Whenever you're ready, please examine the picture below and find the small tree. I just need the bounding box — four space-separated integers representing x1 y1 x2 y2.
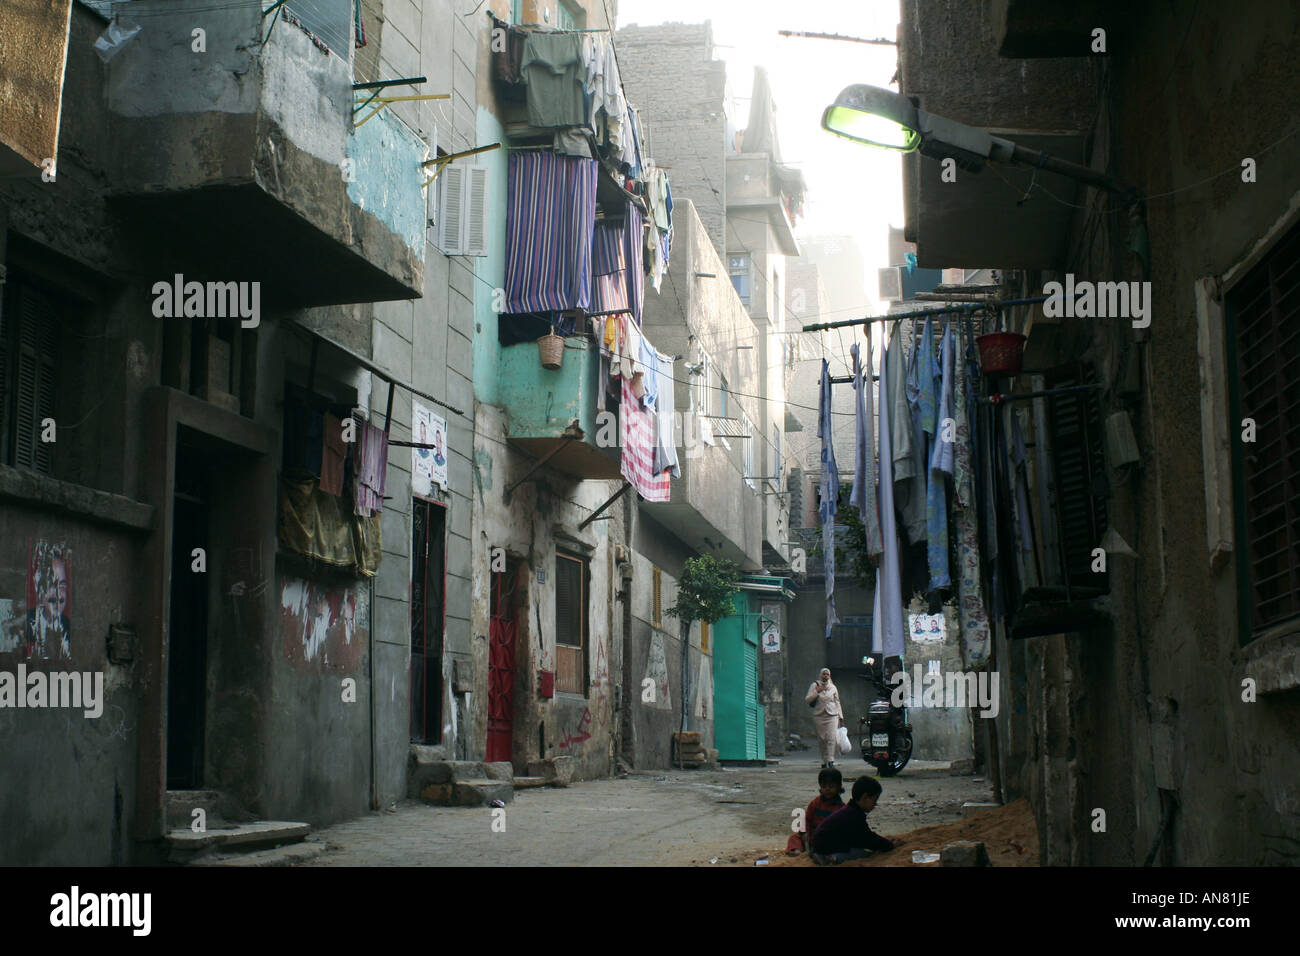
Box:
666 554 741 740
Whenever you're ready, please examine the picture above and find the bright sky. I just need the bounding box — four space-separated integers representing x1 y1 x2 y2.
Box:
617 0 904 313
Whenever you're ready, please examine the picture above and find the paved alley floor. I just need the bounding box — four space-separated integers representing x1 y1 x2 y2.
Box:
304 749 995 866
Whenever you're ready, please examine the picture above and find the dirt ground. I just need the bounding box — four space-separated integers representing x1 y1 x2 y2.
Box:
713 797 1040 867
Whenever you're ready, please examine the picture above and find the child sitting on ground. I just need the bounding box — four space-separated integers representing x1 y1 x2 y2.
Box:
787 766 845 854
809 775 904 865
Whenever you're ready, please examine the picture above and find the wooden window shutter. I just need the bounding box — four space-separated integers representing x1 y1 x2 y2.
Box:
463 165 489 257
436 164 465 256
11 283 57 474
555 552 586 695
1044 362 1108 592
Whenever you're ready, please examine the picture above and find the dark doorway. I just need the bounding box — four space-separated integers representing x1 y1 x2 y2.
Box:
486 559 520 763
167 438 210 789
410 498 446 744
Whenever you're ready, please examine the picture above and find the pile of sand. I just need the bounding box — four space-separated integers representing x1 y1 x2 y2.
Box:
724 798 1040 867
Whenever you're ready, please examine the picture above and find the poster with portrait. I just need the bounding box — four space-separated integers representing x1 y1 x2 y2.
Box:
25 539 71 661
760 603 781 653
412 401 448 496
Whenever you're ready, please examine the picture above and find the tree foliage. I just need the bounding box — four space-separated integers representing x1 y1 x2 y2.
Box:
666 553 740 625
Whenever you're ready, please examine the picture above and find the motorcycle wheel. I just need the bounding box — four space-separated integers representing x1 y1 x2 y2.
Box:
877 729 913 776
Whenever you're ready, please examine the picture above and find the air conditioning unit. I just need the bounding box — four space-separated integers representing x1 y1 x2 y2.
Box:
878 266 903 302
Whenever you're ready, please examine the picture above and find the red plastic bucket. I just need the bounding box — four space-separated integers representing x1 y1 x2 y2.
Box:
976 332 1027 375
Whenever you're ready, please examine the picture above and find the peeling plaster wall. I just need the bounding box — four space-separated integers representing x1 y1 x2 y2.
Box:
470 405 617 780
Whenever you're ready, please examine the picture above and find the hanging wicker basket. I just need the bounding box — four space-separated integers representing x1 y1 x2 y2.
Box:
976 332 1027 375
538 332 564 370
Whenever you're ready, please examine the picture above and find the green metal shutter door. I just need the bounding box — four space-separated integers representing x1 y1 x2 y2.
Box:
744 640 758 758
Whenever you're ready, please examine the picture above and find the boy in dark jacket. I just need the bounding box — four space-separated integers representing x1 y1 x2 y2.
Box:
788 766 845 854
809 776 903 865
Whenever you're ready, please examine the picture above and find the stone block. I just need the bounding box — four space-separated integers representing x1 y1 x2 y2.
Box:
484 761 514 781
419 783 454 805
940 840 991 867
961 801 1001 817
453 780 513 806
526 755 574 787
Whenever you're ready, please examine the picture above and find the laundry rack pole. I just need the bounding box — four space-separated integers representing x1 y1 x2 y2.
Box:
800 296 1049 333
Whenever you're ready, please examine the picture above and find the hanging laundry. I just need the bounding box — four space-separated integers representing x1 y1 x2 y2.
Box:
503 151 598 316
623 201 645 325
873 337 906 659
926 324 953 592
652 349 680 479
520 31 586 128
848 341 883 560
320 412 347 497
354 421 388 517
553 127 593 157
889 326 925 544
639 334 659 409
490 15 528 100
620 375 670 502
818 361 840 639
952 327 991 665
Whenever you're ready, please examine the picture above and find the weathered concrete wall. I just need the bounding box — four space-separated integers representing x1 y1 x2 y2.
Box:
616 22 729 256
911 0 1300 865
640 200 764 568
901 600 975 763
470 405 618 781
0 503 147 865
0 0 72 174
625 509 715 768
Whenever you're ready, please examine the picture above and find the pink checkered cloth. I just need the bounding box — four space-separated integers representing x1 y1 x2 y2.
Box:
620 375 670 502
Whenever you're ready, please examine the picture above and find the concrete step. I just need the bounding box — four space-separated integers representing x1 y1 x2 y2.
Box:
164 790 223 830
188 837 328 867
512 776 549 789
165 821 310 864
408 756 518 798
417 778 514 807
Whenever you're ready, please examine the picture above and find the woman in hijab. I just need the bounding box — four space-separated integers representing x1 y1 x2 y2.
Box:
806 667 844 768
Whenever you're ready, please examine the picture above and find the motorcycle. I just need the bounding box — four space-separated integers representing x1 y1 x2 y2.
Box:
857 655 913 776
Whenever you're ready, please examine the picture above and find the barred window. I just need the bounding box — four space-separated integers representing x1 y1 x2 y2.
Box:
1226 220 1300 643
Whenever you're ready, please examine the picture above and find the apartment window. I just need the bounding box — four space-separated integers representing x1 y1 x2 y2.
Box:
555 551 588 694
717 374 728 418
729 255 751 306
1226 219 1300 644
557 0 584 30
652 567 662 627
0 277 58 474
692 352 709 414
1043 363 1109 595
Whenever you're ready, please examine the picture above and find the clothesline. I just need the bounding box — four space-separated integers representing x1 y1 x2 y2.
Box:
801 296 1050 333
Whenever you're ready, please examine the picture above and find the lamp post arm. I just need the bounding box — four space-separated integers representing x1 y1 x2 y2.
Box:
1007 141 1131 198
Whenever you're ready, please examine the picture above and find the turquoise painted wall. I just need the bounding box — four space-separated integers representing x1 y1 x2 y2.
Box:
473 107 510 405
345 107 427 258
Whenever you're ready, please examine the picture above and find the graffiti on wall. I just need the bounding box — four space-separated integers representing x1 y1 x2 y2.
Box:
1 540 72 661
558 707 593 751
644 629 672 711
591 638 610 728
280 576 368 673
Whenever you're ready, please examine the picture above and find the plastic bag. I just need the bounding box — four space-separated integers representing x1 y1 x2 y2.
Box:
93 21 142 64
836 725 851 754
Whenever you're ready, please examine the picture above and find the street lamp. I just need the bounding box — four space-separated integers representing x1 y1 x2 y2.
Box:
822 83 1131 197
